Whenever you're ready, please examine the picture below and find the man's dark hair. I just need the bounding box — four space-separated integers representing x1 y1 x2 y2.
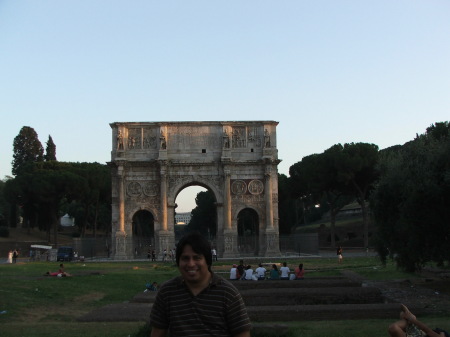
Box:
176 232 212 270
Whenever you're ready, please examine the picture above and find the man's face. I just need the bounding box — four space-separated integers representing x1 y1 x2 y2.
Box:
178 244 210 284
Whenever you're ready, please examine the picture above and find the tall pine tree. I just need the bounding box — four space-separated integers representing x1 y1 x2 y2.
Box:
12 126 44 176
44 135 57 161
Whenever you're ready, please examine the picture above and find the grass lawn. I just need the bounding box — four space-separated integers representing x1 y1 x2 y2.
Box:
0 257 448 337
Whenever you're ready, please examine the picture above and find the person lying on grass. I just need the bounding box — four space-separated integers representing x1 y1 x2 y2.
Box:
44 263 72 277
388 304 449 337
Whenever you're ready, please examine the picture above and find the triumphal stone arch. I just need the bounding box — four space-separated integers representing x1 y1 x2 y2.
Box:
109 121 281 259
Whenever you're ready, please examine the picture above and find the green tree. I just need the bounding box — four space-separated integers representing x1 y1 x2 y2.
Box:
186 190 217 238
290 148 352 247
337 142 379 248
44 135 57 161
4 161 111 241
0 178 13 227
372 122 450 271
4 170 39 230
64 162 111 237
5 161 81 242
425 121 449 141
277 173 299 234
12 126 44 176
32 162 80 243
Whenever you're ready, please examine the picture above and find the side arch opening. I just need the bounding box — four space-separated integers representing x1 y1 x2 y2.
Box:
237 208 259 256
132 210 155 259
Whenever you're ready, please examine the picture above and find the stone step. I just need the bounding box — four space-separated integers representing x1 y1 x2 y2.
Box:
77 302 151 322
231 278 362 290
132 284 375 305
77 302 426 323
133 291 157 303
241 287 384 306
246 303 426 321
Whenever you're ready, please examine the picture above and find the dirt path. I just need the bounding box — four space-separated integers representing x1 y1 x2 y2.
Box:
342 269 450 316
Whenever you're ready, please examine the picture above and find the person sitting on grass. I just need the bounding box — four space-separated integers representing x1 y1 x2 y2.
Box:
255 263 267 280
279 262 290 280
269 264 280 280
388 304 449 337
229 264 238 280
243 265 254 280
294 263 305 280
145 281 158 292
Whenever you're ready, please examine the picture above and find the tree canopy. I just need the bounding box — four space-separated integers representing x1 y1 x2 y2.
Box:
289 142 378 247
44 135 57 161
185 190 217 238
371 122 450 271
4 161 111 240
12 126 44 176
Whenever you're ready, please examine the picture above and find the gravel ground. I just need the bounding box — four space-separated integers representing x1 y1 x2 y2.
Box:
342 268 450 316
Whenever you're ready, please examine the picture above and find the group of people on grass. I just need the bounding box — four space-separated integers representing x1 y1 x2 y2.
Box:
229 260 305 281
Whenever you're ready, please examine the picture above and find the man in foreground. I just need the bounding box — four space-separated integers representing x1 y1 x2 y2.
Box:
150 232 252 337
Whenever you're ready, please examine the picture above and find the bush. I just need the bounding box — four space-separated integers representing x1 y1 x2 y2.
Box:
0 226 9 238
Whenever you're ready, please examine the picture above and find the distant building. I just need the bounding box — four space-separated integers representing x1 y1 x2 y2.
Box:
338 201 366 217
60 214 75 227
175 212 191 225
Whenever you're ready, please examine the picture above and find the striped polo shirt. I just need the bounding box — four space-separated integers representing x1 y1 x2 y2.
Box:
150 273 252 336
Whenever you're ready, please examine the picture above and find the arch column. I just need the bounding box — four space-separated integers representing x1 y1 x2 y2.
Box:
224 169 232 230
222 168 238 258
160 166 168 231
114 165 128 260
262 164 281 257
156 161 174 260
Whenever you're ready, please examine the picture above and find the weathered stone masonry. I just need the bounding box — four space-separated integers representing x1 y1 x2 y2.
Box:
109 121 281 259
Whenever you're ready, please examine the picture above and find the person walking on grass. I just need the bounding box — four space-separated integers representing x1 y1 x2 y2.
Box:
337 246 343 263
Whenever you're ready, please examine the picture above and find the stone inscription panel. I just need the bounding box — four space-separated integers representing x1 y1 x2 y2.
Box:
168 131 222 149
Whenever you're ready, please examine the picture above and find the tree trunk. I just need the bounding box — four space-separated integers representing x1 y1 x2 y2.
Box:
330 209 337 248
47 227 51 243
93 197 99 239
52 211 58 247
351 179 370 248
360 199 369 248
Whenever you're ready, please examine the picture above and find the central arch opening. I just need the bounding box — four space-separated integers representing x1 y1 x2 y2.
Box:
237 208 259 256
132 210 154 259
175 185 217 244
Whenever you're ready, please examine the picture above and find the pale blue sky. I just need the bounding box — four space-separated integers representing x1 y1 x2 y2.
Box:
1 1 449 211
